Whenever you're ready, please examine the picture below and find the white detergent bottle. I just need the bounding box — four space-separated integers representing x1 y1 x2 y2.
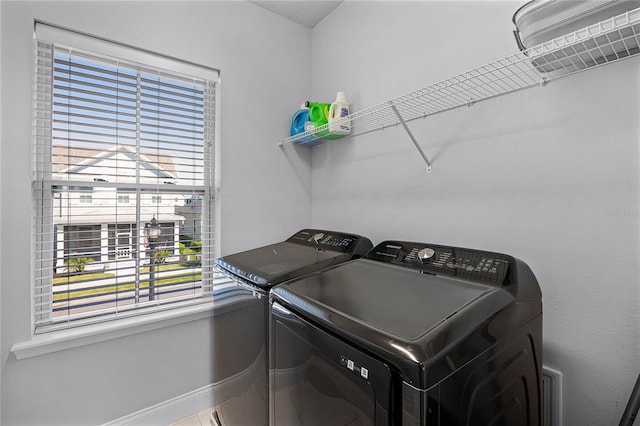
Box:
328 91 351 136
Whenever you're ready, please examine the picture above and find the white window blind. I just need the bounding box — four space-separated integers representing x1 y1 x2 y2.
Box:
33 24 221 332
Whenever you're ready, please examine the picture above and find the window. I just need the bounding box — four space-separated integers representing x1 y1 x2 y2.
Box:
63 225 101 262
33 23 222 333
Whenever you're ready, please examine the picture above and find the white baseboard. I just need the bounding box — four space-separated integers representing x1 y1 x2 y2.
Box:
102 383 214 426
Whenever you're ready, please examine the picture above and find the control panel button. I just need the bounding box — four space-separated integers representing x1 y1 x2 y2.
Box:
312 233 325 243
417 248 436 263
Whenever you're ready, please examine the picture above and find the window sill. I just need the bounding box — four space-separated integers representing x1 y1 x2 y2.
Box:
11 301 215 360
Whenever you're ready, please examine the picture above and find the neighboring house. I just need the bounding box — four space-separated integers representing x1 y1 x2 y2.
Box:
175 195 203 241
51 145 187 275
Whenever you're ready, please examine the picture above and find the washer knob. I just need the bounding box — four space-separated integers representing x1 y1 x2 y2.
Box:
312 233 325 243
417 248 436 263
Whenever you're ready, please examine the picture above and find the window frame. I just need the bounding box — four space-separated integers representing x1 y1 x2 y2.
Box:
32 22 223 334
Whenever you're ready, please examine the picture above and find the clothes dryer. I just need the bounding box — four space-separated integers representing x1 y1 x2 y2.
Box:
270 240 542 425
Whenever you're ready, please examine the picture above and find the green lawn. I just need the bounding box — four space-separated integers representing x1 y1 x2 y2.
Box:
53 272 114 285
52 268 202 302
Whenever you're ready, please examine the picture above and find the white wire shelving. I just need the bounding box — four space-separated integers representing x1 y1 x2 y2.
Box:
277 7 640 172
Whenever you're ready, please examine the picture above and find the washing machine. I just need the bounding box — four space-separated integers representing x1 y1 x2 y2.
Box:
212 229 373 426
270 240 542 425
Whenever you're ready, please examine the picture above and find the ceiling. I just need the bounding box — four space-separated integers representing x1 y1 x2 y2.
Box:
249 1 344 28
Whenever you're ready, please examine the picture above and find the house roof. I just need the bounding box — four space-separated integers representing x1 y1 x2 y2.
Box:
52 145 177 179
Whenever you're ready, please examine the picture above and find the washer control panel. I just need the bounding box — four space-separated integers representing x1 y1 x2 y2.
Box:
366 240 512 285
287 229 362 252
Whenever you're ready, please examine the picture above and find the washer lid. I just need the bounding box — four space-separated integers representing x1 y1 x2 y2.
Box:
215 229 372 289
273 259 495 341
216 241 346 288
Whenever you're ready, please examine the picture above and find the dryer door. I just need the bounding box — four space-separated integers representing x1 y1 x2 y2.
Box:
270 302 394 426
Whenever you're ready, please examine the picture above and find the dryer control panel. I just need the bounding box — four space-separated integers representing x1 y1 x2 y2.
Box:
366 241 512 285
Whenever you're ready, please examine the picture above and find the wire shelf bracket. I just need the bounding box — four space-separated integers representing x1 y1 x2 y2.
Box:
277 7 640 172
390 103 432 173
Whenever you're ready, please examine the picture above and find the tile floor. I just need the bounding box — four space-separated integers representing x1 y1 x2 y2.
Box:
170 407 213 426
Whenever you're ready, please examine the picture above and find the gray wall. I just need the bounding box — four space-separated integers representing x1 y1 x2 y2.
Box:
0 1 311 425
310 2 640 425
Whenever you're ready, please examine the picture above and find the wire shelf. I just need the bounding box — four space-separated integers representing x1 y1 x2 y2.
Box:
277 7 640 148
